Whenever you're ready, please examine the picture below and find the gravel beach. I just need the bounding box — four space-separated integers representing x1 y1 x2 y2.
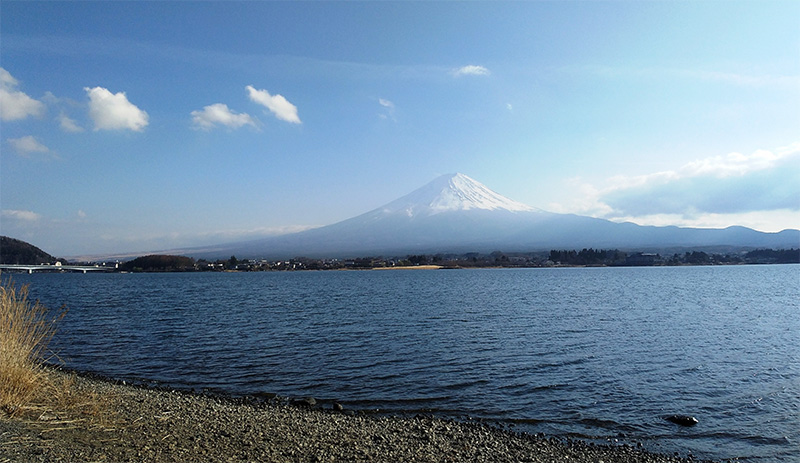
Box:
1 369 719 463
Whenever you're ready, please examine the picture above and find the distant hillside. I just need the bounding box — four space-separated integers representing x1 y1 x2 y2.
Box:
0 236 58 264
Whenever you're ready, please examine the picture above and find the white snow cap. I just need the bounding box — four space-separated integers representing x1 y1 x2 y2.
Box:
383 173 536 217
431 173 534 213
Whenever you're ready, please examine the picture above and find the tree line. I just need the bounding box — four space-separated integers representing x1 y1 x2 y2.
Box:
114 248 799 272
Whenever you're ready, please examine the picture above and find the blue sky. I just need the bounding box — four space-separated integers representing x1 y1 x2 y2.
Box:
1 1 798 257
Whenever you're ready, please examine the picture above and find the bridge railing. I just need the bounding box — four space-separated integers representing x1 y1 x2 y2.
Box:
0 264 116 274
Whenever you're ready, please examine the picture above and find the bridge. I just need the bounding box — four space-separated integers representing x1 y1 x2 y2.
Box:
0 264 117 274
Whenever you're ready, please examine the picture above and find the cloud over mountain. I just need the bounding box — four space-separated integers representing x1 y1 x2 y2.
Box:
598 144 800 217
84 86 149 131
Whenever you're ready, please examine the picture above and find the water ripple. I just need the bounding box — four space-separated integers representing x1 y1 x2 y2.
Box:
8 264 799 463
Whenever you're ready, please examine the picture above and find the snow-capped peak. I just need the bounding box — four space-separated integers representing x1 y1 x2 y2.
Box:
380 173 537 217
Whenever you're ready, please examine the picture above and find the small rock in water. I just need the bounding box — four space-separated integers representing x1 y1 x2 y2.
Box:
253 391 277 402
665 415 698 426
290 397 317 408
333 402 344 411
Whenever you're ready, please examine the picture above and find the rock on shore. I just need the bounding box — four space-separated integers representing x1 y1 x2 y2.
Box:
1 370 718 462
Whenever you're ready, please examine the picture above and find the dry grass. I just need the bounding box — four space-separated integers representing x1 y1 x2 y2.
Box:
0 280 64 416
0 279 115 425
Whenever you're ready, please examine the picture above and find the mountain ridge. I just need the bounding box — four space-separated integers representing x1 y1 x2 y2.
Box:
185 173 798 259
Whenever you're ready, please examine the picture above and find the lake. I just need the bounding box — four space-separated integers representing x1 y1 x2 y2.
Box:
7 265 799 461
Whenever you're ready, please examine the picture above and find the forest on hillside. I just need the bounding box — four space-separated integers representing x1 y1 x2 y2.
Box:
0 236 59 265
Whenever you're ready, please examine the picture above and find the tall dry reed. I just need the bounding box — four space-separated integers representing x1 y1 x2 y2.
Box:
0 279 65 416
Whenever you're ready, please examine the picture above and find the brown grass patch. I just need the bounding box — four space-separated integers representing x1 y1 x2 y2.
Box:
0 279 115 426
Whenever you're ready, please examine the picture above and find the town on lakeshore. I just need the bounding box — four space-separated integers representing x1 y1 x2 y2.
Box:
1 235 797 273
114 248 799 272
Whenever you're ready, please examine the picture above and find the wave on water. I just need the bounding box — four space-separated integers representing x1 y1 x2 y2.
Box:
10 265 800 462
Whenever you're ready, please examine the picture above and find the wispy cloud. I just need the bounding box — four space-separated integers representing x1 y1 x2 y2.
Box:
191 103 256 131
0 67 46 121
568 64 800 89
85 224 320 257
193 224 317 240
3 34 453 83
246 85 301 124
85 86 149 131
7 135 54 158
40 92 86 132
1 209 42 222
676 69 800 88
378 98 396 121
58 111 84 132
452 65 491 77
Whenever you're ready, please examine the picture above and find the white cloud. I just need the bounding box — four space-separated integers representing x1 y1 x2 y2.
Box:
0 68 17 87
58 112 84 132
77 210 88 219
676 145 797 178
453 65 491 77
1 209 42 222
0 67 46 121
246 85 301 124
378 98 396 121
7 135 51 157
191 103 256 131
563 144 800 230
84 86 149 131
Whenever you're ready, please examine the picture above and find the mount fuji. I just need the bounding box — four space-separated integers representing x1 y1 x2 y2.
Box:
193 173 799 259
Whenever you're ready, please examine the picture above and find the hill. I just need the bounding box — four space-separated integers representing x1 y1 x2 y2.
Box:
120 255 196 272
0 236 59 265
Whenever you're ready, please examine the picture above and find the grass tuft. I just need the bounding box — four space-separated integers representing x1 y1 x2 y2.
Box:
0 280 66 416
1 279 116 426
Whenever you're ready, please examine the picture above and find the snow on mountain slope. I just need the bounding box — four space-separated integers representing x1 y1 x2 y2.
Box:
377 173 537 217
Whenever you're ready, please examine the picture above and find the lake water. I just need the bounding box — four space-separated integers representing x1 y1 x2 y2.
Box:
7 265 799 461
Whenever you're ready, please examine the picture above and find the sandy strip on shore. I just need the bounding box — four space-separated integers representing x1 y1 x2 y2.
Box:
371 265 444 270
0 369 719 463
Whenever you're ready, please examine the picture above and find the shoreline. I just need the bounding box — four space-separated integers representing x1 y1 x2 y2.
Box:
1 368 722 462
371 264 444 270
